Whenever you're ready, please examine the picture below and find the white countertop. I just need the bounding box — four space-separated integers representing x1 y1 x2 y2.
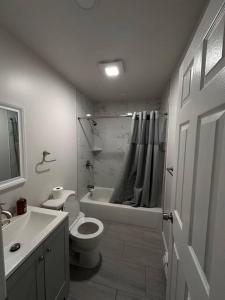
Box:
2 206 68 279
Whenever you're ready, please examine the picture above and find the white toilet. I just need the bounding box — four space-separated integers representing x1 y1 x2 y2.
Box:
42 190 104 269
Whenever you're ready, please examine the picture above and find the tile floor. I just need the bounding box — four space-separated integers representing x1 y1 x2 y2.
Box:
68 220 166 300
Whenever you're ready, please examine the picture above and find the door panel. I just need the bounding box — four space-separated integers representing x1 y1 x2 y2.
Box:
205 14 225 75
181 61 194 105
167 1 225 299
189 111 224 273
175 123 189 223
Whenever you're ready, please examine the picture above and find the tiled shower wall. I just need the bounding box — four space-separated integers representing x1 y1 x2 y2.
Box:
92 100 161 188
77 99 161 198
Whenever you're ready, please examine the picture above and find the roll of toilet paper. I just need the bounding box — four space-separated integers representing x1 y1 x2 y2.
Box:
52 186 64 199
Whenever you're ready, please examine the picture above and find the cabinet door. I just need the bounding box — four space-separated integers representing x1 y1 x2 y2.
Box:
7 246 45 300
44 220 69 300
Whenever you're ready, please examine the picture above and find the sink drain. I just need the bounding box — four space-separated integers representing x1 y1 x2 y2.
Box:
10 243 21 252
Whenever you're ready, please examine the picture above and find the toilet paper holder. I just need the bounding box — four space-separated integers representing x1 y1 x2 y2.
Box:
35 151 56 174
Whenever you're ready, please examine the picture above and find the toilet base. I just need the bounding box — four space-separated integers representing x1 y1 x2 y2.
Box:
70 248 101 269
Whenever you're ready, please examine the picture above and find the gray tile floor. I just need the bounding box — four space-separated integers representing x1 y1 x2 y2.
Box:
68 220 166 300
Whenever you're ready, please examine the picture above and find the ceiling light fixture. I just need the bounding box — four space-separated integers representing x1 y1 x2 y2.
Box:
99 60 125 79
105 65 119 77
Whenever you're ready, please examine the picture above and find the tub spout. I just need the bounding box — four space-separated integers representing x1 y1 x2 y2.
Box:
87 185 94 196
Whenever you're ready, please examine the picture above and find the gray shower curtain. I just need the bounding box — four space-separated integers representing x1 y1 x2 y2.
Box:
110 111 166 208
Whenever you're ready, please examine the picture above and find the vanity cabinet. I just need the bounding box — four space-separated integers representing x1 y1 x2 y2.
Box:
6 218 69 300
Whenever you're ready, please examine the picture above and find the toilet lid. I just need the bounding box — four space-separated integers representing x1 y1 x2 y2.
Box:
70 217 104 239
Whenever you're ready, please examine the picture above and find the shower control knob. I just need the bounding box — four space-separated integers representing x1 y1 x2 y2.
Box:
163 212 173 223
39 255 44 262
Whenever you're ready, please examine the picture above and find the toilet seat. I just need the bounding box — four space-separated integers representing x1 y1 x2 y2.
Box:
70 217 104 240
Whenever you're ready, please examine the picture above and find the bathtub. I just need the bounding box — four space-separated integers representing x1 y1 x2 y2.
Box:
80 187 162 231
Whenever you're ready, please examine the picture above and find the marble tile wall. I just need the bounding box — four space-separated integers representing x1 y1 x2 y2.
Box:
92 101 161 188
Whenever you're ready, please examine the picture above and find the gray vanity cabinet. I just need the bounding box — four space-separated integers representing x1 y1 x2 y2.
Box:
6 218 69 300
6 245 45 300
44 220 69 300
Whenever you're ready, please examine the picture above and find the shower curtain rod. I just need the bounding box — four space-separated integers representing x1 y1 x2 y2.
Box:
78 112 168 120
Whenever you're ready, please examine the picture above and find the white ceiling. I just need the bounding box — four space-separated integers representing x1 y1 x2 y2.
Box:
0 0 208 102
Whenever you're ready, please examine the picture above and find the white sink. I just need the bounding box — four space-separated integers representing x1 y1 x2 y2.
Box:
2 206 68 278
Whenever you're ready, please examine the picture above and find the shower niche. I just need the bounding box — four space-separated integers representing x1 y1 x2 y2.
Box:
0 104 26 191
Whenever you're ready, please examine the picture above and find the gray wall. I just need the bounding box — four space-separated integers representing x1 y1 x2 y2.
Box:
92 100 160 188
0 27 80 209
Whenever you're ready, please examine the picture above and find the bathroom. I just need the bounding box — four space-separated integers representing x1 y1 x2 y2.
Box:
1 0 225 300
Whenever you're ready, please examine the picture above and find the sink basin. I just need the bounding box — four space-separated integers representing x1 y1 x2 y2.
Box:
3 211 56 252
2 206 68 278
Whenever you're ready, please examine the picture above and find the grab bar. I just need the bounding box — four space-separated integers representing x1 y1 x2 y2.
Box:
166 167 174 176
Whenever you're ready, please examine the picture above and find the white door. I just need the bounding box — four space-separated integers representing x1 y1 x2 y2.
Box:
166 0 225 299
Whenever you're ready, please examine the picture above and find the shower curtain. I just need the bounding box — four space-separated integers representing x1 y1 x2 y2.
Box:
110 111 166 208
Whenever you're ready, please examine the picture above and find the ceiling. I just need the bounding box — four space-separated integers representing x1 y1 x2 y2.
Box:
0 0 208 102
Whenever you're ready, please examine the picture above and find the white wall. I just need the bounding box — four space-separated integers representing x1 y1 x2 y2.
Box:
0 27 79 210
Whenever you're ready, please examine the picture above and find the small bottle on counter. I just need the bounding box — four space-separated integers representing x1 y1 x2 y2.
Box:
16 198 27 215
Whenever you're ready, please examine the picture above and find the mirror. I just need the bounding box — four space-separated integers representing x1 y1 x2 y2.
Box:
0 105 26 191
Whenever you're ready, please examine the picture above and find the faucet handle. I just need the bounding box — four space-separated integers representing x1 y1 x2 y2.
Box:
0 203 5 207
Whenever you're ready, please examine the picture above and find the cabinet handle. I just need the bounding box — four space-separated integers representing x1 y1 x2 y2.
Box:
46 247 51 253
39 255 44 262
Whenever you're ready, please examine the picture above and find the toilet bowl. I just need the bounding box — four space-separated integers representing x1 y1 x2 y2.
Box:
69 212 104 268
42 190 104 269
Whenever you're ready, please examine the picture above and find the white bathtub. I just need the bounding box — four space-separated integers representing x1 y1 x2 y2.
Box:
80 187 162 231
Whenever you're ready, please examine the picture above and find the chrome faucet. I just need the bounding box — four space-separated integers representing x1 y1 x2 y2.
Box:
0 203 12 227
1 210 13 219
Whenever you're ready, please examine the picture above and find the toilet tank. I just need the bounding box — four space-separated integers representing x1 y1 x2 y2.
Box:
63 195 80 226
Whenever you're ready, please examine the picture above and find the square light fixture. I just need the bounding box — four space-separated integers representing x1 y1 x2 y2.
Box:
99 60 124 78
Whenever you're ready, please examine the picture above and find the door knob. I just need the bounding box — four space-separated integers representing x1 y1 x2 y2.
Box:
163 212 173 223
